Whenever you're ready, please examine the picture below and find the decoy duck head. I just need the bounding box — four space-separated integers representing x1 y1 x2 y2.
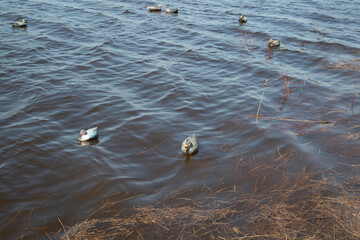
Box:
80 129 87 135
22 18 27 23
184 139 193 153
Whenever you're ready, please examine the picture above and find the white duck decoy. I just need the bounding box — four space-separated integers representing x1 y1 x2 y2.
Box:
165 8 179 14
268 38 281 47
239 15 247 23
12 18 27 27
147 4 162 12
181 134 199 155
79 127 99 141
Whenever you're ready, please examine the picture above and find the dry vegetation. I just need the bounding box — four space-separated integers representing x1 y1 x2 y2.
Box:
324 58 360 71
54 159 360 239
236 29 256 53
323 49 360 70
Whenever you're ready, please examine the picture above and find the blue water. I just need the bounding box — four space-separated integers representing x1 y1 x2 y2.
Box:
0 0 359 238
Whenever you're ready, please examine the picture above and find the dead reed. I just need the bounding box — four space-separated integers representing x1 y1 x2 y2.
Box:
351 84 356 112
323 58 360 71
314 23 324 36
236 30 256 53
269 73 303 100
55 175 360 239
256 80 268 123
54 151 360 240
255 70 303 116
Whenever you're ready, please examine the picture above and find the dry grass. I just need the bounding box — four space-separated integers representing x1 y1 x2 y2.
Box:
324 59 360 70
243 176 360 239
54 167 360 239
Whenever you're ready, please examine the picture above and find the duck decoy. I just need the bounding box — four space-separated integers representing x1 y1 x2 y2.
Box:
239 15 247 23
181 134 199 155
79 127 99 141
268 38 281 47
147 4 162 12
165 8 179 14
12 18 27 27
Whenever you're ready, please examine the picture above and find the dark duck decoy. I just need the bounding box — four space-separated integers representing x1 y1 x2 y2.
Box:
268 38 281 47
239 15 247 23
165 8 179 14
181 134 199 155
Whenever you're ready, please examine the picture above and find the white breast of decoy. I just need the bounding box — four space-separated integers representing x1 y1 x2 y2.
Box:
79 127 99 141
147 4 162 11
13 18 27 27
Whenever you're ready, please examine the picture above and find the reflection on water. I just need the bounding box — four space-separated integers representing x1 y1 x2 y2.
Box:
78 138 100 147
0 0 359 239
11 26 27 32
184 154 196 164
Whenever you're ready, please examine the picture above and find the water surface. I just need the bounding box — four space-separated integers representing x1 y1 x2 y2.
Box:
1 0 359 238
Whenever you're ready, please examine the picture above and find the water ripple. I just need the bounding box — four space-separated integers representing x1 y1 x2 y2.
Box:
1 0 359 238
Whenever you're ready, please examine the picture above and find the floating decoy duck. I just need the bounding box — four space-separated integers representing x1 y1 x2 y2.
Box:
239 15 247 23
181 134 199 155
147 4 162 12
268 38 281 47
79 127 99 141
165 8 179 14
12 18 27 27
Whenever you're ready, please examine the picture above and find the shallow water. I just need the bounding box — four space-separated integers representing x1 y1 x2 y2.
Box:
1 0 359 239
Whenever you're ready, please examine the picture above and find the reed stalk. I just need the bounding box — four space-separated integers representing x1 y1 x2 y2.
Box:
256 80 268 123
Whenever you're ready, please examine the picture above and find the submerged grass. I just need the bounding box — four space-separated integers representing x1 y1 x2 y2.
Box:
323 58 360 71
236 29 256 53
54 176 360 239
54 152 360 239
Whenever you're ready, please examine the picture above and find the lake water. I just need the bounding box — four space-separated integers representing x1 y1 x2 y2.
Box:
1 0 359 239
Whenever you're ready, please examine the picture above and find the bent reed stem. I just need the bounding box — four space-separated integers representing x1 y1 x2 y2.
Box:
256 80 268 123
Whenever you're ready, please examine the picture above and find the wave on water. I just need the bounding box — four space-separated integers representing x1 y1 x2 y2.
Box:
0 0 359 239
